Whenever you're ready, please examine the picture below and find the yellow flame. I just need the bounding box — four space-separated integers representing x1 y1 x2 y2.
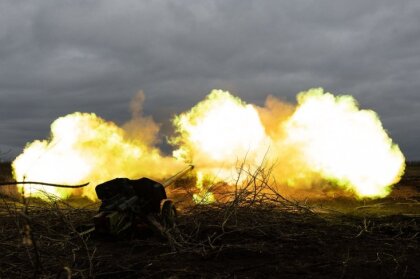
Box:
170 90 271 200
192 171 216 204
171 88 405 199
281 88 405 198
12 88 405 202
171 89 270 170
13 112 180 200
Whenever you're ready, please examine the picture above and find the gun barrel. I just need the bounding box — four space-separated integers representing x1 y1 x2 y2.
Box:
162 164 194 187
117 196 139 211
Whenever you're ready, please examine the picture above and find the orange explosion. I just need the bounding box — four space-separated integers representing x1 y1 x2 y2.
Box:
171 88 405 199
13 93 182 200
13 88 405 201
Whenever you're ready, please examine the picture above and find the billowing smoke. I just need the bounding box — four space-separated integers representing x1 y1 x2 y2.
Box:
123 91 160 146
170 88 405 199
12 88 405 201
13 93 182 200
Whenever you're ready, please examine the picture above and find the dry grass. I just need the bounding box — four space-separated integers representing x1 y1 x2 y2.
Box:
0 162 419 278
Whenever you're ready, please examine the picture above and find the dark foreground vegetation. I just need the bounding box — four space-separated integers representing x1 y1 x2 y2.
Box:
0 162 419 278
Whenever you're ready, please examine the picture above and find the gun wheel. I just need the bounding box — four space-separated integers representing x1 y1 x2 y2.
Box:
160 199 177 230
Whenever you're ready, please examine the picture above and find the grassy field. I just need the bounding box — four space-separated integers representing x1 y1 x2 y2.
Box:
0 162 419 278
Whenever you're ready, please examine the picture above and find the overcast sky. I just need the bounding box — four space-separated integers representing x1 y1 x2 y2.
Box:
1 0 419 160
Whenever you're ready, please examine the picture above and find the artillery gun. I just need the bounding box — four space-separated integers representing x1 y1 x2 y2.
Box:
92 165 194 236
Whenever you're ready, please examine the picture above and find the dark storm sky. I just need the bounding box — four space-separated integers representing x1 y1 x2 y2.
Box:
1 0 419 160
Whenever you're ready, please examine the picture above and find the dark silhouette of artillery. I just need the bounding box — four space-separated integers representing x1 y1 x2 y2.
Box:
91 165 194 236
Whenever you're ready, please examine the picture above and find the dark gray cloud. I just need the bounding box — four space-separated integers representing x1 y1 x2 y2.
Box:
1 0 419 160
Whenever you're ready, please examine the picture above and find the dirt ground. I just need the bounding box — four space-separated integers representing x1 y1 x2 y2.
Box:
0 162 419 278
